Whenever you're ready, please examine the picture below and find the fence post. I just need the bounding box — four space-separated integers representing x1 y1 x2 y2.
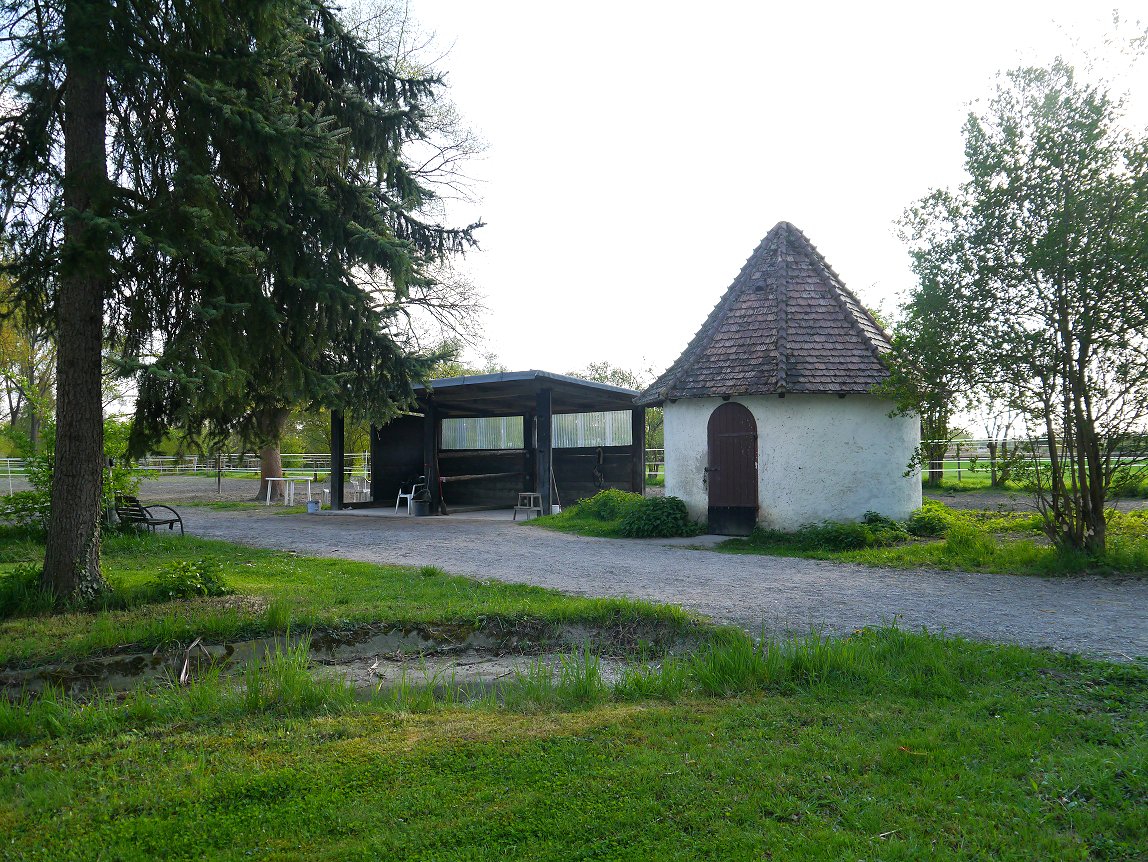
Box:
956 443 962 483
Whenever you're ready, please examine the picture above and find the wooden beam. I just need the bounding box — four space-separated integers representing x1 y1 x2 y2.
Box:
537 388 553 512
523 412 535 494
631 407 646 495
331 409 345 511
423 398 440 513
368 424 382 502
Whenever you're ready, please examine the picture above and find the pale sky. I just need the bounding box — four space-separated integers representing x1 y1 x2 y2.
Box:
407 1 1148 379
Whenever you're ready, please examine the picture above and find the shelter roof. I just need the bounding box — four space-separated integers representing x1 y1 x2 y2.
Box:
636 222 892 406
415 370 639 418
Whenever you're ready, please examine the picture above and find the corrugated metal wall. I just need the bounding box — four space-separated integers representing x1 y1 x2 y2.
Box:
552 411 632 448
441 411 632 450
441 416 524 449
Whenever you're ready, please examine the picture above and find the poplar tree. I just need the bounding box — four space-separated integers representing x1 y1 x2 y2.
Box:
0 0 478 599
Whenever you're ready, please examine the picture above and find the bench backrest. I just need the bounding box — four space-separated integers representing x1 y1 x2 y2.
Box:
115 495 149 523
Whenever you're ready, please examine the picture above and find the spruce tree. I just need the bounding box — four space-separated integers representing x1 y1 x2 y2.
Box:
0 0 478 598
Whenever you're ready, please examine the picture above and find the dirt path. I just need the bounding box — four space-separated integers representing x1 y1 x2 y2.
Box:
181 508 1148 662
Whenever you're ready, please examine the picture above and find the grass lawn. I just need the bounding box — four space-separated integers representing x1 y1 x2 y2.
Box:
182 500 311 514
0 627 1145 860
0 528 689 668
528 506 631 537
719 508 1148 577
1 530 1146 859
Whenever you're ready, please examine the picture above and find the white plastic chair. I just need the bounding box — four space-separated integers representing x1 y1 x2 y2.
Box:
349 477 371 502
395 477 425 514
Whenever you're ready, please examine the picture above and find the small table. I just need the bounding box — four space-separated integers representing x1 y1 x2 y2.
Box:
513 492 543 520
264 477 313 506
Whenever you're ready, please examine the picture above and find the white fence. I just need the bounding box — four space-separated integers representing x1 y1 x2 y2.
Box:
130 453 370 475
645 448 665 480
12 439 1139 493
920 438 1148 479
1 458 27 494
0 453 372 493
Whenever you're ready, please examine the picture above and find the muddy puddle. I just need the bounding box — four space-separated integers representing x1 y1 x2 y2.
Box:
1 620 672 699
316 650 632 694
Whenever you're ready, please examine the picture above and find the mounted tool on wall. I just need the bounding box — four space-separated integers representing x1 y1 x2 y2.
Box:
592 446 605 489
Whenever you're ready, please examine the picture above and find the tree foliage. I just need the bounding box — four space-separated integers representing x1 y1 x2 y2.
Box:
876 280 967 486
0 285 55 454
900 60 1148 553
568 361 663 450
0 0 479 596
4 0 479 440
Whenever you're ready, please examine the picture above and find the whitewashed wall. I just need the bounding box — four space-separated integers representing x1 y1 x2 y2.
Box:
664 395 921 531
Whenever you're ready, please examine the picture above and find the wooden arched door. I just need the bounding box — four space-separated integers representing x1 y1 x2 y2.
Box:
706 402 758 535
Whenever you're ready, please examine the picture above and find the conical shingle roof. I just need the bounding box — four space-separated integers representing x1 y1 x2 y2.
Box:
636 222 891 406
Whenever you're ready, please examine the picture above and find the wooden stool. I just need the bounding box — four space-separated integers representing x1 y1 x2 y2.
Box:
513 492 543 520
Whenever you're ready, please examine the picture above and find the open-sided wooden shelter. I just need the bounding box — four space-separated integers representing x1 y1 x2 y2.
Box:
330 371 645 513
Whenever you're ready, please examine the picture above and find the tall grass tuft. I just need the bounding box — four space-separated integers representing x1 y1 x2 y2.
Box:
0 637 358 743
504 645 610 710
371 661 468 712
557 643 607 705
614 659 690 702
243 636 356 716
0 626 1050 743
0 564 55 618
264 599 291 631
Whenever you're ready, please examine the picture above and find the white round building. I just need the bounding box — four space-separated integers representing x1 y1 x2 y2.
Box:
636 222 921 535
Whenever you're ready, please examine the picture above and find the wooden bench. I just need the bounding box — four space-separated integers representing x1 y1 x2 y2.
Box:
114 494 184 535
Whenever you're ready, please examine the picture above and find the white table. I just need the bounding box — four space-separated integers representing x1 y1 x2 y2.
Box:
264 477 313 506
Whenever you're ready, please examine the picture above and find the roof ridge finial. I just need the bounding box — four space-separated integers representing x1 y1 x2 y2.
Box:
775 223 788 393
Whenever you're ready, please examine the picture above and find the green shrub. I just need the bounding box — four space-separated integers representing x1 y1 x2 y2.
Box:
576 489 643 521
618 496 693 538
750 512 910 552
148 559 231 600
0 490 51 533
907 499 953 537
942 522 998 566
0 564 56 618
0 419 143 535
1109 509 1148 539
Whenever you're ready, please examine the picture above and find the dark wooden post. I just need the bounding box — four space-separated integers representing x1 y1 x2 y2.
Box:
331 409 345 510
631 407 646 495
369 425 382 502
423 399 440 512
523 412 535 493
536 388 553 512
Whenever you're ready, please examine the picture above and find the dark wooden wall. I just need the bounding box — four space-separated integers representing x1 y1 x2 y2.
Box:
371 426 641 511
370 416 423 505
552 446 636 506
438 450 527 508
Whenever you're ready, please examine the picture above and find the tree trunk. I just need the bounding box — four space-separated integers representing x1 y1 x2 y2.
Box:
259 443 285 501
925 442 945 486
42 0 110 602
28 406 40 454
255 407 290 502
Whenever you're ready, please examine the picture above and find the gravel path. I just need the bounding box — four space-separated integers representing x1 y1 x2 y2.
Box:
127 475 1148 512
181 508 1148 662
